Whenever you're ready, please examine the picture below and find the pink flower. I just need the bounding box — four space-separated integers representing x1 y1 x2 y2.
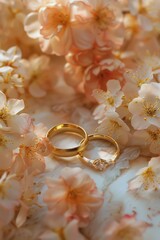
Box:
24 0 91 55
84 58 124 98
102 214 150 240
44 167 104 226
82 0 124 48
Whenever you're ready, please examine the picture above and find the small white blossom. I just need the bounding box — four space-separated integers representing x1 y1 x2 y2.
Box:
96 112 130 145
129 157 160 191
129 83 160 130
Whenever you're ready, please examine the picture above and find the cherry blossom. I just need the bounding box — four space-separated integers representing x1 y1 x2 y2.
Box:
82 0 124 48
0 47 28 95
102 214 149 240
44 167 104 226
124 64 153 90
24 0 91 55
128 83 160 130
129 157 160 191
95 112 130 145
133 126 160 154
93 80 124 120
0 91 33 134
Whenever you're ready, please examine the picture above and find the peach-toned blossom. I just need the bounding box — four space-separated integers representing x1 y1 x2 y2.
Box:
102 214 149 240
24 0 91 55
128 83 160 130
44 167 104 226
82 0 124 48
129 157 160 191
84 58 124 97
16 144 46 175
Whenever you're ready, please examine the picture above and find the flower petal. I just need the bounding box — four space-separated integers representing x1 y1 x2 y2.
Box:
0 91 6 110
7 99 24 115
24 12 41 39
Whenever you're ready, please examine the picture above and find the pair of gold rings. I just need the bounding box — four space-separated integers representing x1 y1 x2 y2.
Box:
47 123 120 171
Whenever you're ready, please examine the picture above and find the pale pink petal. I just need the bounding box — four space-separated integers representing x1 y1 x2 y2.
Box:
72 25 95 50
128 98 144 115
7 114 33 134
93 89 107 104
139 83 160 99
148 117 160 128
40 28 72 56
16 202 29 228
64 220 86 240
131 115 150 130
107 80 121 94
7 99 24 115
0 91 6 109
128 176 143 190
24 12 41 39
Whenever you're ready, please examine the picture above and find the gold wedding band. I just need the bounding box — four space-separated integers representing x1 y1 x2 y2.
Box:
78 134 120 171
47 123 88 157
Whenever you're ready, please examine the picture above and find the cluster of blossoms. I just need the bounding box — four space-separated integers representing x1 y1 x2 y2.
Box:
0 0 160 239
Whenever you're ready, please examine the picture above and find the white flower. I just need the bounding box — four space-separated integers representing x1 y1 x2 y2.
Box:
133 126 160 154
124 65 153 89
0 91 33 134
0 47 29 95
128 83 160 130
93 80 124 122
129 157 160 191
0 46 22 68
95 112 130 145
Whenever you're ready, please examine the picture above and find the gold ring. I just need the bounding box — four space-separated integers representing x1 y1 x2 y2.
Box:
78 134 120 171
47 123 88 157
